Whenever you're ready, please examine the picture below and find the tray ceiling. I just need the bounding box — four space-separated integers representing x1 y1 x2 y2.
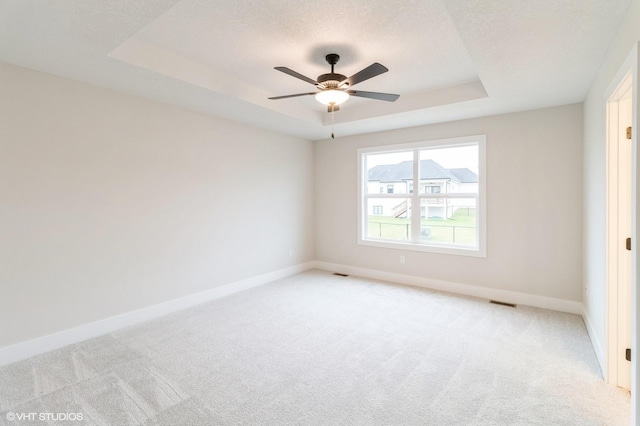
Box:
0 0 632 140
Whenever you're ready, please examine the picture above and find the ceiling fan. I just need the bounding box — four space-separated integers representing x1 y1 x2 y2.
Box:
268 53 400 112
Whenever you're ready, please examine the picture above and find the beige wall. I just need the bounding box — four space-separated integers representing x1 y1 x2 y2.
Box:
315 104 583 301
0 62 315 348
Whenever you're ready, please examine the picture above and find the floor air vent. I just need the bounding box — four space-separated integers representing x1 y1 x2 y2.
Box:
490 300 516 308
333 272 349 277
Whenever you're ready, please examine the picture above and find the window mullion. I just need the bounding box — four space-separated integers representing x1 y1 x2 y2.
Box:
411 149 420 242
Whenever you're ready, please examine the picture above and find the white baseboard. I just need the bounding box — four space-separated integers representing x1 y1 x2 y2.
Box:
312 261 584 315
581 305 606 376
0 262 315 367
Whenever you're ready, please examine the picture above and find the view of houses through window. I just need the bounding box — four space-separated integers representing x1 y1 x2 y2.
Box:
359 136 484 256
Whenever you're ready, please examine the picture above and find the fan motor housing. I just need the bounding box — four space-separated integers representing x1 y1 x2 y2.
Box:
318 72 347 83
317 73 349 90
317 73 347 84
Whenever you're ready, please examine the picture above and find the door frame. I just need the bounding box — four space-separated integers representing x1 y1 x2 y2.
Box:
605 42 639 423
606 70 633 390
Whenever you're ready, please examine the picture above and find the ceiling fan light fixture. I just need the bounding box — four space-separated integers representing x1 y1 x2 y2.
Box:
269 53 398 108
315 89 349 106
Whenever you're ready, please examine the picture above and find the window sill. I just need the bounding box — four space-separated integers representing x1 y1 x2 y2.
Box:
358 238 486 258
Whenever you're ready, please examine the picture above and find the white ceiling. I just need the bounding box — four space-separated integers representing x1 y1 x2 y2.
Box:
0 0 632 141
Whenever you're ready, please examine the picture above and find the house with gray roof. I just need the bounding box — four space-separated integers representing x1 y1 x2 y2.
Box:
367 159 478 219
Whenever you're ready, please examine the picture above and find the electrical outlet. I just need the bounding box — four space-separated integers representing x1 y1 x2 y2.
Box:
400 256 405 264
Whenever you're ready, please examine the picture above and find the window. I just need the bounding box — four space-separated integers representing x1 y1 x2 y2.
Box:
358 135 486 257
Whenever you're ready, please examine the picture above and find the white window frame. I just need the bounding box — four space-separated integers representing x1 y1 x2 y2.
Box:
357 135 486 257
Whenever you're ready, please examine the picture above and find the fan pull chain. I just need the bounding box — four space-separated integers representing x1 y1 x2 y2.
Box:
331 108 335 139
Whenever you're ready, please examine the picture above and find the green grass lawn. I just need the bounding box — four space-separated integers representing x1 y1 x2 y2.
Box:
367 208 476 246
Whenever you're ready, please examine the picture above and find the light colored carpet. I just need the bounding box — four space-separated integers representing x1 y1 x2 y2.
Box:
0 270 630 425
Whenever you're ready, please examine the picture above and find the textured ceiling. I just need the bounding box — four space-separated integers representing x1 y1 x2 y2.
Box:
0 0 632 140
